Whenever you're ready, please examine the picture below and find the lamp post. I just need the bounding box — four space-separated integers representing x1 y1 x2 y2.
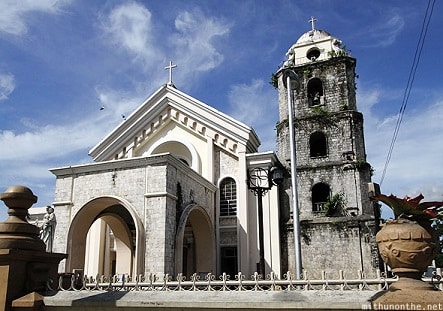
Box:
247 166 284 277
283 68 303 279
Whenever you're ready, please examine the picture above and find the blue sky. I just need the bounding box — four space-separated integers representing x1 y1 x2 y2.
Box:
1 0 442 220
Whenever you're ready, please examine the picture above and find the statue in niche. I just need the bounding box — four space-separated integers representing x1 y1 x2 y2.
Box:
40 205 56 252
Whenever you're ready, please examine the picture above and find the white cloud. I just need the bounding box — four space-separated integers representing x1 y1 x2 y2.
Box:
228 79 278 151
0 120 102 213
98 4 232 89
100 2 160 70
172 9 231 73
0 122 102 162
359 87 443 201
0 0 71 36
363 12 405 47
0 86 147 216
0 86 145 164
0 73 15 100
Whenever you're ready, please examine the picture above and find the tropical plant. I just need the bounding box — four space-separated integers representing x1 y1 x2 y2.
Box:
370 194 443 222
324 192 346 216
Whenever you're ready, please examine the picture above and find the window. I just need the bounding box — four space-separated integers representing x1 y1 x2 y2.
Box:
221 246 238 277
220 178 237 216
310 131 327 157
312 183 330 212
307 48 320 61
307 78 323 106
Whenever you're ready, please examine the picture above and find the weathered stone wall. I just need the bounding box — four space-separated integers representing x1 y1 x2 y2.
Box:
52 163 147 256
280 218 378 278
299 218 378 279
276 56 377 278
51 155 216 276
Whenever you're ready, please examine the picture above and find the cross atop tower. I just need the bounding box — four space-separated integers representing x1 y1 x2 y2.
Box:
164 60 177 86
308 16 317 31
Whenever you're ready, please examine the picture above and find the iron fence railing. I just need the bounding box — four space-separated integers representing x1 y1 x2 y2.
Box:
50 270 384 292
49 269 442 293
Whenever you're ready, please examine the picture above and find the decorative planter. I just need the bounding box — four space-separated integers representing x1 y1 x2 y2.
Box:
376 219 439 289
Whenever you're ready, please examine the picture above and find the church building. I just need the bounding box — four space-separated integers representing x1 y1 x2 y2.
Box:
48 20 379 280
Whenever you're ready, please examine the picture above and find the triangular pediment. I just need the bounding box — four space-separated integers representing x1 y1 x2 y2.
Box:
89 85 260 162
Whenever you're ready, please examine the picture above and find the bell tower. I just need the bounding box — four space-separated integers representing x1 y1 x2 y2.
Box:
275 19 379 277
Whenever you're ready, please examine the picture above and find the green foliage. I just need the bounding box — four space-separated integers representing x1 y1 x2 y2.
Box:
339 102 348 111
269 73 278 89
303 67 312 77
324 192 346 216
328 44 348 58
304 106 338 128
311 106 329 116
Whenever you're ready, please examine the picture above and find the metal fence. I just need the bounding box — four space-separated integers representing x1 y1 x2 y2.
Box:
51 270 383 292
50 269 443 293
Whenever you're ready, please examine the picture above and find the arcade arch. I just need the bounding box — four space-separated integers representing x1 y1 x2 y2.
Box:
175 204 215 278
66 196 145 277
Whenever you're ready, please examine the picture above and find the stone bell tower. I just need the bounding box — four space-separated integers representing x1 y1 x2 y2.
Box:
275 18 379 278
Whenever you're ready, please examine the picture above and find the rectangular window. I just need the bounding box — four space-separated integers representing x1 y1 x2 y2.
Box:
221 246 238 277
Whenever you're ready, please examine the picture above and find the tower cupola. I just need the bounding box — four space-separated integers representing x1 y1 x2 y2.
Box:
284 17 345 67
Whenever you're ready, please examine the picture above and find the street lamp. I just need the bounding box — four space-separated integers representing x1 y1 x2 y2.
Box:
247 166 284 276
283 68 303 279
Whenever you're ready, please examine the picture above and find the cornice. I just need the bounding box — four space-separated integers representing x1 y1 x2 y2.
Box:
89 85 260 162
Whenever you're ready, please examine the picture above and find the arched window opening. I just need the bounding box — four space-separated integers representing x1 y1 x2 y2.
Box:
220 178 237 216
152 141 192 168
310 131 327 157
307 78 324 107
312 183 330 212
307 48 320 61
179 158 189 166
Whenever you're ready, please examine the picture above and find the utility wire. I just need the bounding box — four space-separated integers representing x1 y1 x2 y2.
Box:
379 0 436 186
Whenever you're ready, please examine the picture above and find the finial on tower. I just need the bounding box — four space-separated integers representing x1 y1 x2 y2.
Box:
308 16 317 31
164 60 177 86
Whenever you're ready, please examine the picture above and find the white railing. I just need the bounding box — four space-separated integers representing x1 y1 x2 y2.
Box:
50 270 406 292
50 269 443 293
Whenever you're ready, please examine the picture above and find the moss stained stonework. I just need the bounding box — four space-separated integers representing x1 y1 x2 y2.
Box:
276 55 379 278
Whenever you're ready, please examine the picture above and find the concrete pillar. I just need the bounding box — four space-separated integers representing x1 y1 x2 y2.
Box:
0 185 66 311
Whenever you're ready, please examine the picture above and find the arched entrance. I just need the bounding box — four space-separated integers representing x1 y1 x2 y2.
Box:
66 196 145 277
175 204 215 277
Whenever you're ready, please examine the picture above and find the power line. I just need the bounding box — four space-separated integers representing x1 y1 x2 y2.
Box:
379 0 436 186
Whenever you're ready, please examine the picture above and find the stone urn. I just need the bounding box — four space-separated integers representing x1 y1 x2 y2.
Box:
376 219 438 288
371 193 442 290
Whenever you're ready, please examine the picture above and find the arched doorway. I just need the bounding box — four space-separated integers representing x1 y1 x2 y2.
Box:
66 196 145 277
84 212 134 277
175 205 215 278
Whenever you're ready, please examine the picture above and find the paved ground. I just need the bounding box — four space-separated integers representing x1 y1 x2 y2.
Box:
43 289 379 310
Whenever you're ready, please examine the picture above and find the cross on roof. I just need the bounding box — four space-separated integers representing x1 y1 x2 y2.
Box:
308 16 317 31
164 60 177 86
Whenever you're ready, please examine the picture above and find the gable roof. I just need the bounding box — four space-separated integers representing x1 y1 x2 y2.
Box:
89 84 261 162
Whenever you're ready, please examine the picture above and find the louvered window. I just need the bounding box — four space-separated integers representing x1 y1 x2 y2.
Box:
220 178 237 216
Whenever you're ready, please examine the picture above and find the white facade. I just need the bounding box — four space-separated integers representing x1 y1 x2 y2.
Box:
49 84 284 278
